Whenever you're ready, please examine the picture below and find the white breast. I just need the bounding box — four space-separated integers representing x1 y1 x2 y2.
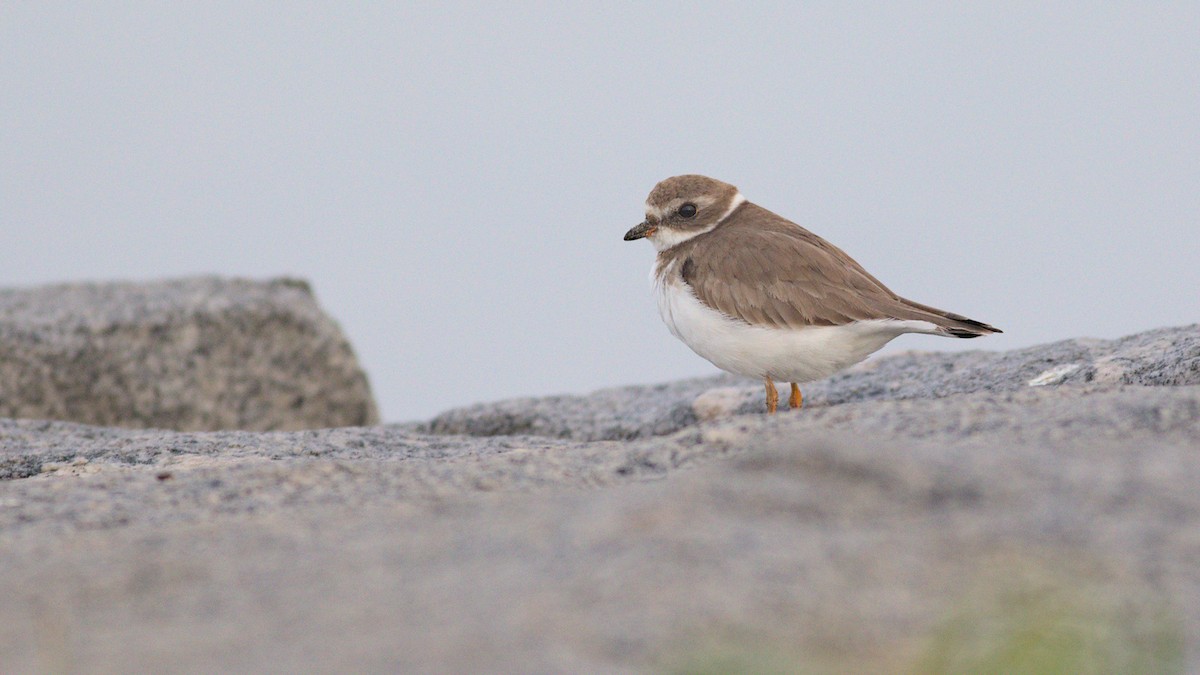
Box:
653 262 937 382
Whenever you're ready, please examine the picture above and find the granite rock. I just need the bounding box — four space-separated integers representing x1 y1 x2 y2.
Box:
2 325 1199 672
425 324 1200 440
1 385 1198 672
0 277 378 431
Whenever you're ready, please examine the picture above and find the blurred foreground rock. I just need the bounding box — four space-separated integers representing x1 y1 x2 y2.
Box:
1 325 1198 672
0 277 378 431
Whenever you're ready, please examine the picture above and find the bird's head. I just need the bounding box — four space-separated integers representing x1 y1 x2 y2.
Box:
624 175 745 251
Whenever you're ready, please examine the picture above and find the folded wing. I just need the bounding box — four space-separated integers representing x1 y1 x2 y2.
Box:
680 214 1001 337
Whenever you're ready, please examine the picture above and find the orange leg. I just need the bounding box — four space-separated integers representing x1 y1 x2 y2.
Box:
789 383 803 410
764 378 779 414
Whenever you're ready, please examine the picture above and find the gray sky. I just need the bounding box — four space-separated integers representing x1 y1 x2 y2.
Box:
3 3 1198 422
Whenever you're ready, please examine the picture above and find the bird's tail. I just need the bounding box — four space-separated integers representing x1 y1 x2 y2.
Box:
900 298 1002 339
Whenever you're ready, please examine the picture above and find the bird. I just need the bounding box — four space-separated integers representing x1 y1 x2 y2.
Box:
623 174 1001 414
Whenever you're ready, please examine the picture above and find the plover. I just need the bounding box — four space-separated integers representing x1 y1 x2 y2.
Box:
624 174 1001 413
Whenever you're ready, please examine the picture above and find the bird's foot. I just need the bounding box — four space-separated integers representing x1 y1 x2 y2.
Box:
789 383 803 410
764 378 779 414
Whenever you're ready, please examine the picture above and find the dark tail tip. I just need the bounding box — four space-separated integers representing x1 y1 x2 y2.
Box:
942 318 1002 338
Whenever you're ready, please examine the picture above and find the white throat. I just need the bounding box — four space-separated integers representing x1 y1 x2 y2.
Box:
649 192 746 252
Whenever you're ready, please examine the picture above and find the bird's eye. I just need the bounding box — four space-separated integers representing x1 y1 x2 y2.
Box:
678 203 698 218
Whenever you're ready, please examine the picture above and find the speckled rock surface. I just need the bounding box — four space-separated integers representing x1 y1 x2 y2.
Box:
1 326 1198 672
0 277 378 431
425 324 1200 440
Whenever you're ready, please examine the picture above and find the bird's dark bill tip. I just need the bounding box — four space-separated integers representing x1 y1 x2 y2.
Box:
624 222 655 241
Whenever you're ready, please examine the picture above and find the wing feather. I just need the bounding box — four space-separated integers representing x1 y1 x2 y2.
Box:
681 223 893 329
665 202 1001 335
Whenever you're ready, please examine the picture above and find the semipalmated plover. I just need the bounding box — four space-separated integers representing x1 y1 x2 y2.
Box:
624 174 1001 413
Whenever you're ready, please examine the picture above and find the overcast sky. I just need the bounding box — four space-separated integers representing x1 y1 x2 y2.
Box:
3 3 1197 422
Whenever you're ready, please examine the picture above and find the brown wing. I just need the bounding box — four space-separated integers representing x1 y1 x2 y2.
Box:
677 204 1001 334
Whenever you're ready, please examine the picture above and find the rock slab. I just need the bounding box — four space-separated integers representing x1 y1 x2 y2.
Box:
425 323 1200 440
2 324 1199 672
0 277 379 431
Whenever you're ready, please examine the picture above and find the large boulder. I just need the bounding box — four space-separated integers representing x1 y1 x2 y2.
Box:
1 385 1197 672
0 277 378 431
3 324 1199 671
